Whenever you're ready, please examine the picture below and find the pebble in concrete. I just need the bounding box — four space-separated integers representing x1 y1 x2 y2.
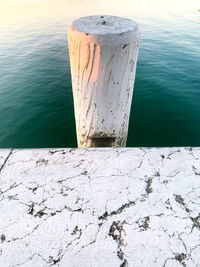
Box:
0 147 200 266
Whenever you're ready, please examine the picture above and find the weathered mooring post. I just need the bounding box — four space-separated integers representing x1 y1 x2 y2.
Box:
68 15 140 148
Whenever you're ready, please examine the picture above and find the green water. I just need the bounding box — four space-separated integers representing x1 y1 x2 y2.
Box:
0 1 200 147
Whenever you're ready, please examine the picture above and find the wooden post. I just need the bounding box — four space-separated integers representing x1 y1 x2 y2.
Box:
68 15 140 148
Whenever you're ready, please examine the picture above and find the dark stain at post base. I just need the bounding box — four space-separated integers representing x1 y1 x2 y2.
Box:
90 135 116 147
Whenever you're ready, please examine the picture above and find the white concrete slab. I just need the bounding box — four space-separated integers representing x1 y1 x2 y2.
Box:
0 148 200 266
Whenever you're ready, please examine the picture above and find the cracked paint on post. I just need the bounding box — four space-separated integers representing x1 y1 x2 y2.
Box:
0 147 200 266
68 15 140 147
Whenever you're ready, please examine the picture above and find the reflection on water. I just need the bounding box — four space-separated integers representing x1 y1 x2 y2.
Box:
0 0 200 147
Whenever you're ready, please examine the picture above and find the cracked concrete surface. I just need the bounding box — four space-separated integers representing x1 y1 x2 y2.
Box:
0 147 200 267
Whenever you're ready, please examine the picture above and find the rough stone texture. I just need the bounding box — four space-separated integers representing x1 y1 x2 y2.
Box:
71 15 138 35
0 147 200 266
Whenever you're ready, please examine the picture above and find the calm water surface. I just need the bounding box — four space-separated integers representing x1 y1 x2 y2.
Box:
0 0 200 147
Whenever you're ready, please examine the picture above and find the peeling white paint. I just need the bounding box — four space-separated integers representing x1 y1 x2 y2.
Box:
68 15 141 147
0 147 200 266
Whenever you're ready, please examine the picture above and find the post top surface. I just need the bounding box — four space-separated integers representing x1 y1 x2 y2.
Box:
70 15 138 35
